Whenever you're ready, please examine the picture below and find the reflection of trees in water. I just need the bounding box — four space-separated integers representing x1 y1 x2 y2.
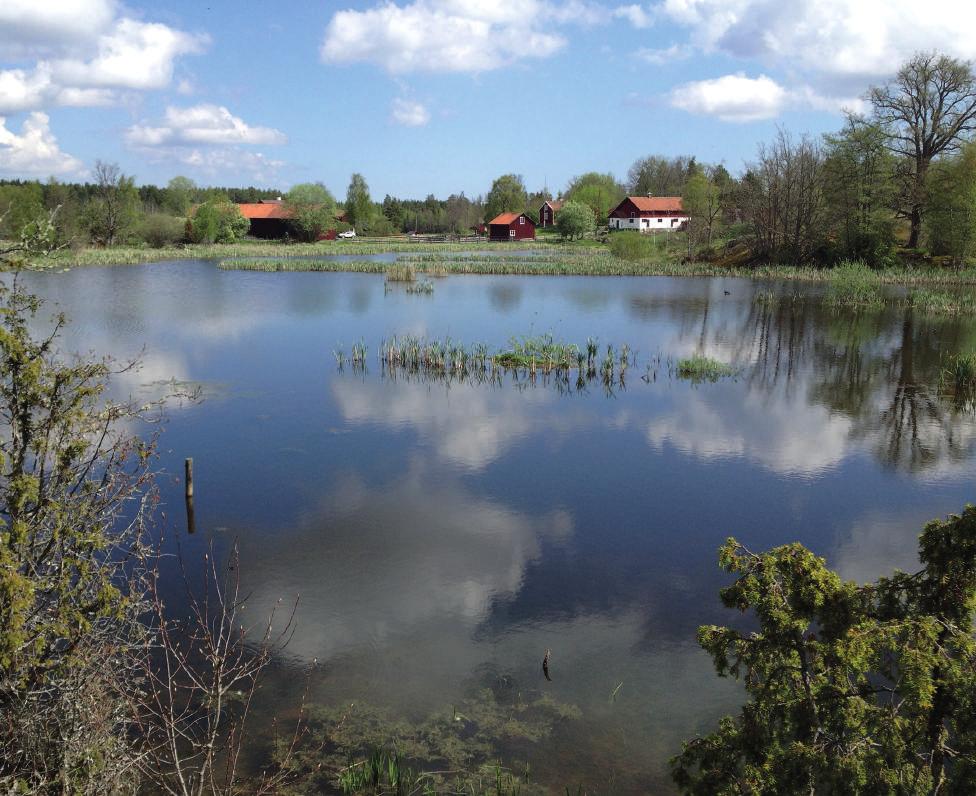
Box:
862 311 972 471
741 298 976 472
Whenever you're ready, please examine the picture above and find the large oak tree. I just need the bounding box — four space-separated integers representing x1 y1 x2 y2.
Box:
868 52 976 249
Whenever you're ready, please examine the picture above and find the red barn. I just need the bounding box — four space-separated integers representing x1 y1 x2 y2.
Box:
488 212 535 242
237 203 338 239
608 196 688 233
539 200 563 227
238 202 294 238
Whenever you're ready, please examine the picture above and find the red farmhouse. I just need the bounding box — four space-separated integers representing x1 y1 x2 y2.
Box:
539 200 563 227
488 212 535 242
608 196 688 233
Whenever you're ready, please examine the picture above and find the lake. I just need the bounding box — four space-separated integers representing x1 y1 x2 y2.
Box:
16 259 976 792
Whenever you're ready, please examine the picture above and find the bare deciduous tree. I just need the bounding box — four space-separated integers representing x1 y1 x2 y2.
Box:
134 542 309 796
740 131 825 264
85 160 139 247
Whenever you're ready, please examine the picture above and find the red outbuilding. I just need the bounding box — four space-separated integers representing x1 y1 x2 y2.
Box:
238 202 294 238
488 212 536 242
237 203 337 239
539 200 563 227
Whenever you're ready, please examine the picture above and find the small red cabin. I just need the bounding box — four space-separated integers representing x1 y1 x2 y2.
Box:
539 200 562 227
488 212 535 242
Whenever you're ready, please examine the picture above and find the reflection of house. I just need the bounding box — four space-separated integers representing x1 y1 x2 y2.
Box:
488 212 536 241
539 200 562 227
238 202 293 238
608 196 688 233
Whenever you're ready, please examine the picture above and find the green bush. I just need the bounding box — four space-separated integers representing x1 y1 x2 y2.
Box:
555 200 596 240
609 230 656 261
137 214 185 248
190 200 249 244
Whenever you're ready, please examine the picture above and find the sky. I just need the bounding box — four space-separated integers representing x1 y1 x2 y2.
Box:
1 0 975 199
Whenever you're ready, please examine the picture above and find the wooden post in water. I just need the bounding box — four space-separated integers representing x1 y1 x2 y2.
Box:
184 458 195 534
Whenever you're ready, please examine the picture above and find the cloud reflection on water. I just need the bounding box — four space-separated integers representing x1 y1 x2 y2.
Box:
235 462 573 663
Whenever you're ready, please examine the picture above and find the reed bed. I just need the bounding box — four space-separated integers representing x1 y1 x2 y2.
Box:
384 262 416 282
217 258 387 272
941 352 976 393
361 334 640 394
824 261 888 308
676 355 736 383
908 288 976 315
28 240 976 288
38 240 577 268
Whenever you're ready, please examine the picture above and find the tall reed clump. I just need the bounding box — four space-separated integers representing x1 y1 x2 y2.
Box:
908 288 976 316
384 262 416 282
940 352 976 394
676 355 735 383
824 260 886 308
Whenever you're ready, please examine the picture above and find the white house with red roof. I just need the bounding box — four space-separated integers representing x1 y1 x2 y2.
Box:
608 196 688 233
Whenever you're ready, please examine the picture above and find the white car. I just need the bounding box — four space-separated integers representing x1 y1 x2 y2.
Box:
338 229 356 238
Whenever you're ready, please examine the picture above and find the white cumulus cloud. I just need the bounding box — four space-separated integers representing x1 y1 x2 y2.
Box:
390 97 430 127
613 3 654 28
661 0 976 81
670 72 787 122
50 19 208 92
126 104 287 147
0 6 207 114
0 0 117 59
650 0 976 118
321 0 604 73
0 112 84 176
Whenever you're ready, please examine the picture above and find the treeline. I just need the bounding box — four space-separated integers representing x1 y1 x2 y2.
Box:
2 51 976 263
0 165 283 249
480 52 976 266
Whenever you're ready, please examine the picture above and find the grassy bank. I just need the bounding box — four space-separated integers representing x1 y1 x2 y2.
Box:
18 239 976 289
27 240 581 268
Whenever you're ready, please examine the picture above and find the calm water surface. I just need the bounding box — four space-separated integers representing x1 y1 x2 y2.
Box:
17 260 976 792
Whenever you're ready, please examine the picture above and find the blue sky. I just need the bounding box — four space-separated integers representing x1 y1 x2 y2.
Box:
1 0 974 198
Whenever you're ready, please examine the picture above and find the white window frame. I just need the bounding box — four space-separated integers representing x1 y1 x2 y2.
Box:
519 216 524 225
509 229 515 238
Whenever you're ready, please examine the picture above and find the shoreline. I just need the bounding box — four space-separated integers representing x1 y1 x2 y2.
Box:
16 241 976 287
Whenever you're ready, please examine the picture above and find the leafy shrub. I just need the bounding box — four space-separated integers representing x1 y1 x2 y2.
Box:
609 230 656 261
555 200 596 240
190 200 249 244
137 214 185 248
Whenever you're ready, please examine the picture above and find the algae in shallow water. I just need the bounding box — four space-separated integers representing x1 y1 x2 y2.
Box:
284 687 580 794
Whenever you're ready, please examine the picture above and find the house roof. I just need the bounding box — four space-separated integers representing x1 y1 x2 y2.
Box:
542 200 563 212
489 212 533 225
625 196 684 213
238 203 293 220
